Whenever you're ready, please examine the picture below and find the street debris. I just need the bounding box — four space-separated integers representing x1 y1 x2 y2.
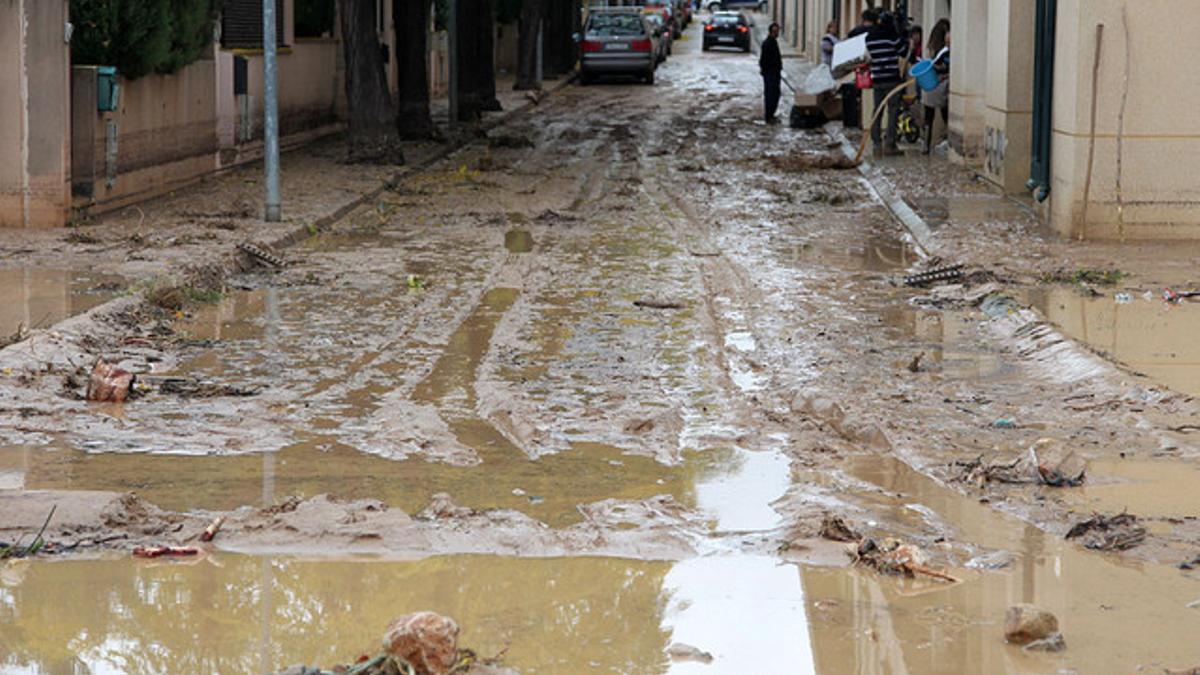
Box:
0 322 27 349
0 505 55 560
904 264 963 287
819 515 861 542
1065 512 1146 551
633 298 685 310
238 240 288 268
954 438 1086 488
407 274 426 290
487 132 534 149
86 358 135 403
853 538 960 583
382 612 460 675
769 151 858 172
907 351 925 373
199 516 226 542
1041 268 1124 286
1003 604 1059 646
666 643 714 664
1175 554 1200 571
992 418 1017 429
156 377 260 398
132 545 199 558
1023 632 1067 653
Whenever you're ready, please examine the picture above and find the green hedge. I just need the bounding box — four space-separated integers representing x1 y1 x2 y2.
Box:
70 0 221 79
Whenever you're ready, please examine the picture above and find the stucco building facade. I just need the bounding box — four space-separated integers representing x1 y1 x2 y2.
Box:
770 0 1200 240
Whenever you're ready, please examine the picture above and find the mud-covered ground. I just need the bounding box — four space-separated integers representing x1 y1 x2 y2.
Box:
4 16 1200 675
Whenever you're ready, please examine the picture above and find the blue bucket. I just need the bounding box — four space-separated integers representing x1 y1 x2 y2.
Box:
911 59 939 92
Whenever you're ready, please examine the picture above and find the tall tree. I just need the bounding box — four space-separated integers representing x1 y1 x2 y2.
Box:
478 0 502 111
514 0 544 90
394 0 434 138
340 0 404 162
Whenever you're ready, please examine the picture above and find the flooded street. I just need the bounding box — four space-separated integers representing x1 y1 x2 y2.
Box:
4 14 1200 675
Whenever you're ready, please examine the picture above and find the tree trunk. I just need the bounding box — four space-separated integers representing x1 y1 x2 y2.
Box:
455 0 482 121
478 0 501 111
514 0 543 90
394 0 434 139
542 0 569 78
340 0 404 163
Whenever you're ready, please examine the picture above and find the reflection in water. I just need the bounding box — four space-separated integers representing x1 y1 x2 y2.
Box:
802 454 1200 674
0 555 673 674
1032 286 1200 396
0 268 124 337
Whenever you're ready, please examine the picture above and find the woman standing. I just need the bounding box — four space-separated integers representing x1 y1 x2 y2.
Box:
922 19 950 155
821 21 839 67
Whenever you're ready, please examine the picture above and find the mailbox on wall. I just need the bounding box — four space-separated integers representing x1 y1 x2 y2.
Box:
96 66 119 112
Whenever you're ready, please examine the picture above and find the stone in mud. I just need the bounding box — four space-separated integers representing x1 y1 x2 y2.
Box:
1004 604 1058 645
86 358 134 403
382 611 460 675
819 515 861 542
1022 632 1066 653
667 642 714 664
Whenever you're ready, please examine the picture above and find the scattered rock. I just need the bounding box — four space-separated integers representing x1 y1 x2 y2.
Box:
1065 512 1146 551
1022 632 1066 653
667 642 714 664
1004 604 1058 645
86 359 134 403
907 351 924 373
1031 438 1086 487
818 515 860 542
382 611 460 675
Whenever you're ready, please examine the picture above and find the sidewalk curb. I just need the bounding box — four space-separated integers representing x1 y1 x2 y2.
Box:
827 127 936 257
0 77 576 362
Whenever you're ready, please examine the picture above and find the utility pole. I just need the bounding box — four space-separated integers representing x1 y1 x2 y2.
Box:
448 0 459 126
263 0 281 221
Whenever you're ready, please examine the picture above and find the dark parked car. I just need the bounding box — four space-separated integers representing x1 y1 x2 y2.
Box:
702 11 751 52
578 8 659 85
643 11 672 62
705 0 767 12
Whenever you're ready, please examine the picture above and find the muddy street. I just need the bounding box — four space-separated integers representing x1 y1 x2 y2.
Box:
4 13 1200 675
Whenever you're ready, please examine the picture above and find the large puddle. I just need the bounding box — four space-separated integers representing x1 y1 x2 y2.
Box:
1031 286 1200 396
0 268 125 337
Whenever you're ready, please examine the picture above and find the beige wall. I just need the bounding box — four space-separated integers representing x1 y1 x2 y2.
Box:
76 61 221 211
948 0 987 163
981 0 1035 193
0 0 72 228
1047 0 1200 239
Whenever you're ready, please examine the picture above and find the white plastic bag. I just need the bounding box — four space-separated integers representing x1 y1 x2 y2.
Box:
803 64 838 94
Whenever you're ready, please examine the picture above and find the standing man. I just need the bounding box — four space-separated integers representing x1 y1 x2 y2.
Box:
865 11 909 155
760 22 783 124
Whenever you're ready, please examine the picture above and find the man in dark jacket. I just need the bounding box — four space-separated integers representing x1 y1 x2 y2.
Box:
866 11 909 154
759 23 783 124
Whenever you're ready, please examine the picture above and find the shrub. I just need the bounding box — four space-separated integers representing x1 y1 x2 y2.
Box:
70 0 221 79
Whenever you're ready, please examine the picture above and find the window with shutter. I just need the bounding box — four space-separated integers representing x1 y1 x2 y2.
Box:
221 0 288 49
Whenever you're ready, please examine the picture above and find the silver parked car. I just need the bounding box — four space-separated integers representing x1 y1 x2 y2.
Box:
578 8 658 85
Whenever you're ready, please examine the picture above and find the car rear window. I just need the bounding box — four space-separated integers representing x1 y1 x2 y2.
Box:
714 15 743 25
589 13 645 36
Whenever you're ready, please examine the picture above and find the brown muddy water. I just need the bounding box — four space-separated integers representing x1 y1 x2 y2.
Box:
1031 286 1200 396
0 268 125 337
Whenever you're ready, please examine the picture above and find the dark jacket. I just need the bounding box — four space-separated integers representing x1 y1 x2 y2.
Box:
865 23 908 85
759 36 782 76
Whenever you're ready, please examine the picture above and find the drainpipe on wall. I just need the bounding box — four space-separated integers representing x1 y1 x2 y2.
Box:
1027 0 1056 202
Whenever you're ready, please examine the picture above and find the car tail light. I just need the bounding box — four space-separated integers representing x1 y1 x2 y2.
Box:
581 40 603 53
631 39 652 52
737 26 748 33
704 24 714 31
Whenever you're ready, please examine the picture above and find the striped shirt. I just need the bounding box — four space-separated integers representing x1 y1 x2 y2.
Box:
865 24 908 85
